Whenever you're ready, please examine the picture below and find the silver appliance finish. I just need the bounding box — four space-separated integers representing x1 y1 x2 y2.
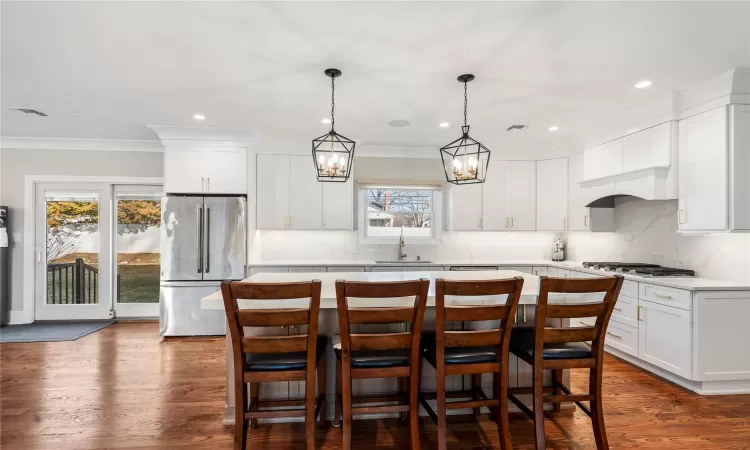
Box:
159 282 226 336
0 206 9 326
160 196 246 336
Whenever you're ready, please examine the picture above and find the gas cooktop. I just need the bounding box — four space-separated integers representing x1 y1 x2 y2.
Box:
581 262 695 277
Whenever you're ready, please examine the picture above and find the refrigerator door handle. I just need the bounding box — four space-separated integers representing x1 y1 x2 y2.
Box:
205 206 210 273
197 204 203 273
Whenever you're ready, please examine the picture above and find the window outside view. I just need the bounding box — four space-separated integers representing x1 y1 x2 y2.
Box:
366 188 432 237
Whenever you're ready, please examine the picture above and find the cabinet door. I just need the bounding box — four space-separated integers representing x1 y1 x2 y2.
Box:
204 148 247 194
289 155 322 230
164 148 205 194
451 183 483 231
323 180 353 230
638 300 692 379
600 139 624 177
622 128 651 172
536 158 568 231
583 147 602 180
679 107 728 231
567 153 589 231
256 154 290 229
481 161 508 230
507 161 536 230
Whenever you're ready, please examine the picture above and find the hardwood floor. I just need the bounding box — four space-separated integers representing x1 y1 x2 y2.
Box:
2 322 750 449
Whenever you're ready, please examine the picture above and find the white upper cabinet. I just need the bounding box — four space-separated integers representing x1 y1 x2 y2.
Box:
679 105 750 232
600 139 624 177
450 183 483 231
164 147 247 195
583 147 602 180
256 154 291 230
480 161 509 230
568 153 615 232
536 158 568 231
323 181 353 230
204 147 248 194
164 148 206 194
288 156 322 230
506 161 536 230
256 154 354 231
622 128 652 172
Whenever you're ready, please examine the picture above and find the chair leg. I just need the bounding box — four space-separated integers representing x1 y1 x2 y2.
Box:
471 374 482 418
436 369 448 450
234 381 249 450
532 366 546 450
342 362 352 450
408 368 421 450
249 382 259 430
590 368 609 450
305 364 317 450
318 355 327 426
335 358 342 427
400 377 408 422
494 369 513 450
552 369 563 413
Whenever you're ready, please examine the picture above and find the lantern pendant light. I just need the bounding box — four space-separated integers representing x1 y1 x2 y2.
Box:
440 74 490 184
312 68 355 182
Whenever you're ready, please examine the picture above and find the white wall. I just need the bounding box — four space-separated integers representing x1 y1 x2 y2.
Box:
0 148 164 313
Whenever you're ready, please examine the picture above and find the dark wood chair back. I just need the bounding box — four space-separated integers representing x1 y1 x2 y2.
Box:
534 276 624 357
335 279 429 354
435 277 525 353
221 280 322 370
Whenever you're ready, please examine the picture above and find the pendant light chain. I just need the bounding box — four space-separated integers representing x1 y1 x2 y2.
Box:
330 75 336 131
463 80 468 128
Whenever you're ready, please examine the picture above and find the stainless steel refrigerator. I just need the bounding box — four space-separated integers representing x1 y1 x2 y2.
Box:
159 195 246 336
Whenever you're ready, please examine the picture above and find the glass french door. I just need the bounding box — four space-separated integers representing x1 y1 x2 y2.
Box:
112 185 163 318
35 183 113 320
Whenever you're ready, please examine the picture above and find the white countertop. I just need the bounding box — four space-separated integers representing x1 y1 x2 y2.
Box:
245 260 750 291
201 270 543 310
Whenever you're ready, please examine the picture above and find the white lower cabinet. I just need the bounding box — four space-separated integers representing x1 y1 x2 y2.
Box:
611 294 638 328
605 321 638 357
638 300 692 379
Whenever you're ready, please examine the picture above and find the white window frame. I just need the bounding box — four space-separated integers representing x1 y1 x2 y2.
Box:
357 184 443 245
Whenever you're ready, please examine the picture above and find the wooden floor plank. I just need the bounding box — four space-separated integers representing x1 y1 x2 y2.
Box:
2 322 750 449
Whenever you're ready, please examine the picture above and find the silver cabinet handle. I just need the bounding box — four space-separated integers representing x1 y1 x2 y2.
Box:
37 252 42 263
563 216 567 229
678 209 685 224
654 292 673 299
205 206 210 273
201 177 205 192
606 332 622 339
523 305 526 322
614 307 623 312
584 215 589 227
638 306 643 322
207 177 211 192
197 205 203 273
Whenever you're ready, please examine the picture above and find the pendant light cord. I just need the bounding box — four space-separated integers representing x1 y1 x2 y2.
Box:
330 76 336 131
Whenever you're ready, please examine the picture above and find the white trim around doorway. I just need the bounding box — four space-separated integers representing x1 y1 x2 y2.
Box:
20 175 163 324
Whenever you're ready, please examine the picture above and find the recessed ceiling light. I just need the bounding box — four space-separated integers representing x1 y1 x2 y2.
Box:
634 80 652 89
439 122 450 128
193 114 206 121
388 119 410 128
548 125 559 132
321 118 331 124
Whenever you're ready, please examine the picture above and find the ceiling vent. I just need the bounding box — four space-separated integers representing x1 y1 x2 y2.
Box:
8 107 48 117
505 124 528 131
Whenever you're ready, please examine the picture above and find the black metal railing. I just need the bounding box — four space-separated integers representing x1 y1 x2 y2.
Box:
47 258 113 304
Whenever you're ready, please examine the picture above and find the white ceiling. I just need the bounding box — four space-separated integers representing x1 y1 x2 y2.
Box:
2 1 750 154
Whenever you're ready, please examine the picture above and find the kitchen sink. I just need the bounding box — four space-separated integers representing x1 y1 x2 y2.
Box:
375 260 434 264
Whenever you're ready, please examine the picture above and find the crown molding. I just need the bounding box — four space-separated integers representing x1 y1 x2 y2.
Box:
147 125 253 147
0 137 163 152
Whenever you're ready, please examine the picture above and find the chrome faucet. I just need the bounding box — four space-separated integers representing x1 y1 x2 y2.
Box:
398 227 407 261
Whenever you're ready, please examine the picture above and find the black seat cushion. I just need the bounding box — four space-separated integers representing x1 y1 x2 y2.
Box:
509 327 592 360
334 345 410 369
245 335 328 372
421 332 498 367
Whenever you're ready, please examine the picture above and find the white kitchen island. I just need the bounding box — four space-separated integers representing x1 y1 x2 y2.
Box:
201 269 585 424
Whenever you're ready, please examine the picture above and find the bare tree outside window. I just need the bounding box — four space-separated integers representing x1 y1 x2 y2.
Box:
367 189 432 237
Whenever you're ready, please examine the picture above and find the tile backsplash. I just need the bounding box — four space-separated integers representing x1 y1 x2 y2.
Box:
253 197 750 283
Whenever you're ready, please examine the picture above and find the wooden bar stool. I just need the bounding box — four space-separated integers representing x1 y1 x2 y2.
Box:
221 280 327 450
334 278 430 450
508 275 624 450
420 277 525 450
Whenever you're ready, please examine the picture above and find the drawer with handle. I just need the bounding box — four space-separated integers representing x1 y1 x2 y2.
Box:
604 321 638 357
639 284 692 310
611 294 638 328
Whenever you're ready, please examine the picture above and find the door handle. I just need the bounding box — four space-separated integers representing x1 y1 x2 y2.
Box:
197 205 203 273
678 209 685 224
563 216 567 229
638 306 643 322
207 177 211 192
37 252 42 263
584 215 589 227
205 206 210 273
201 177 205 192
606 332 622 339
